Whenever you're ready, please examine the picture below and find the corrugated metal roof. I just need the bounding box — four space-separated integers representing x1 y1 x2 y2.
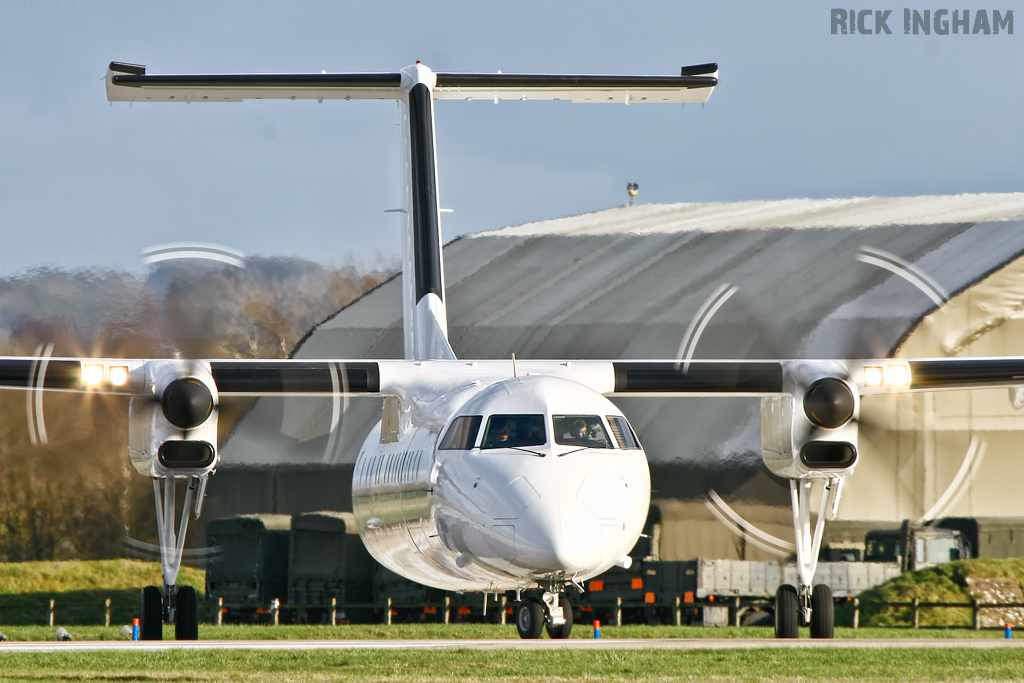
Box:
485 193 1024 235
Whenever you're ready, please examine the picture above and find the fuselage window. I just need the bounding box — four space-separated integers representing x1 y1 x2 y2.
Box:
439 415 483 450
607 415 641 449
481 414 546 449
553 415 613 448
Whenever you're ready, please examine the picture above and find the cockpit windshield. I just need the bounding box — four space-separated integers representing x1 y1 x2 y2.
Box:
553 415 613 448
481 414 546 449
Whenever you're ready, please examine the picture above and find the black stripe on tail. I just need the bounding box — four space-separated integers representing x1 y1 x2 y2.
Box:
408 83 443 303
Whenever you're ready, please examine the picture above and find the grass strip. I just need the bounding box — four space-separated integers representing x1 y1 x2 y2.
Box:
1 647 1023 682
0 560 204 594
0 623 1012 641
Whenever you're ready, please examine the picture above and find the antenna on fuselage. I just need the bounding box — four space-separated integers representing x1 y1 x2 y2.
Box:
512 353 518 378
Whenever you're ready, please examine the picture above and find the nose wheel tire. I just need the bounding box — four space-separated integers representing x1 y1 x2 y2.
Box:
139 586 163 641
545 596 573 639
774 584 799 639
810 584 835 639
175 586 199 641
515 599 545 639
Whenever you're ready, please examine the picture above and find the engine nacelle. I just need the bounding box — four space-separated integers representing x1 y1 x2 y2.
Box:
128 360 219 478
761 360 859 480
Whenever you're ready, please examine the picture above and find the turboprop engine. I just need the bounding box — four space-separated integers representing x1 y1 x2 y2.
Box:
128 360 219 478
760 360 860 479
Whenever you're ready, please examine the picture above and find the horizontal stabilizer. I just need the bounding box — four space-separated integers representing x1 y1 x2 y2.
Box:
431 66 718 103
106 62 718 104
106 62 403 102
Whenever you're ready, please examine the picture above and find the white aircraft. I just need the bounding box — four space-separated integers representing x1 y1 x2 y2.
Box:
5 60 1017 641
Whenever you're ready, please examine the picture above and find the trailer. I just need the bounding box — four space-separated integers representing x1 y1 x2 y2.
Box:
288 512 377 623
582 559 900 626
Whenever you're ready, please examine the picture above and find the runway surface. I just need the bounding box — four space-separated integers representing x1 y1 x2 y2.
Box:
2 638 1023 653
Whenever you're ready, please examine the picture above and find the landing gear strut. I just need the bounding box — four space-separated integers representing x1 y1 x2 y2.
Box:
139 475 206 641
544 594 573 639
774 477 842 639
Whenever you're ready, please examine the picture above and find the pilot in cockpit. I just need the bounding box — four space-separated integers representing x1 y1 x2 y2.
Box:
484 419 512 448
494 422 511 443
568 419 588 441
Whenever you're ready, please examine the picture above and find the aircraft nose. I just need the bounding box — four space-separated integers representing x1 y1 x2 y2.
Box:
512 497 604 574
482 457 645 577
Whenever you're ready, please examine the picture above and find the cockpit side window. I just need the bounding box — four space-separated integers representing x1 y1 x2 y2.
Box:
607 415 641 449
553 415 613 448
438 415 483 450
481 414 546 449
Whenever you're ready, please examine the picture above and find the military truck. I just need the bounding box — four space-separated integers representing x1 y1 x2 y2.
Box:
835 517 1024 572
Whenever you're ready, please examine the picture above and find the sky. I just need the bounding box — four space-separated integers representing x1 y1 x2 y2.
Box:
1 1 1022 274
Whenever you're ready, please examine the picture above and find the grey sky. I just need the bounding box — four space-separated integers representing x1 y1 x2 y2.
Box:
1 1 1021 274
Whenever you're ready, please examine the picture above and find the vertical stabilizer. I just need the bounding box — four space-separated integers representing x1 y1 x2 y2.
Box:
106 60 718 363
399 64 457 361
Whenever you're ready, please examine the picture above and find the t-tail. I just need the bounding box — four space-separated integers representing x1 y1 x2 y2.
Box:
106 60 719 361
399 64 456 361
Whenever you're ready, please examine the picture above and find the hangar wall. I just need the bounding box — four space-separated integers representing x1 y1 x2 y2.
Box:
211 193 1024 561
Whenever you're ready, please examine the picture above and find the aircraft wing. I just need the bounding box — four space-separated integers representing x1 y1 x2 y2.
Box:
603 358 1024 396
105 62 718 104
0 357 383 397
9 356 1024 399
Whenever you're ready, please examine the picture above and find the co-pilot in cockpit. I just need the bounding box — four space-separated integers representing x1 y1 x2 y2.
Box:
553 415 612 448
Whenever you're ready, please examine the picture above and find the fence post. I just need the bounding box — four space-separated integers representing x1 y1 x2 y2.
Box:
674 596 682 627
732 596 741 627
483 592 488 617
330 597 337 626
48 599 55 627
385 597 392 625
105 598 111 628
974 600 982 631
216 598 223 626
270 598 280 626
500 595 507 626
444 596 451 625
615 597 622 627
852 598 859 629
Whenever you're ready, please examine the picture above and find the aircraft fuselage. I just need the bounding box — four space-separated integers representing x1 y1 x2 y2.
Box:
352 374 651 592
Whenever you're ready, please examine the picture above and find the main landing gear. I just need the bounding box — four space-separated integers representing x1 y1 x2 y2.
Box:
774 583 834 639
774 477 841 639
139 475 206 640
515 590 573 639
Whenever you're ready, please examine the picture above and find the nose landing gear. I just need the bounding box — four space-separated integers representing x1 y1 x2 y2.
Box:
515 598 544 639
514 590 574 639
544 593 573 639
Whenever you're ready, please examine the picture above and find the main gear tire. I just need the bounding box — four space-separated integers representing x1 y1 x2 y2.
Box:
810 584 835 639
140 586 164 641
774 584 799 639
175 586 199 641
